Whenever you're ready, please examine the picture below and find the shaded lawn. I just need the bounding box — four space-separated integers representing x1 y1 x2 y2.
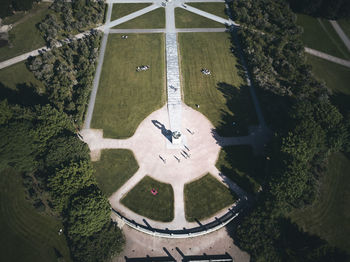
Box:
187 3 228 19
289 153 350 253
306 54 350 113
0 3 50 62
93 149 139 197
113 8 165 29
179 32 258 136
184 173 237 222
296 14 350 60
0 62 46 106
111 3 152 21
216 145 263 194
121 176 174 222
175 8 225 28
91 33 165 138
0 169 71 262
338 18 350 39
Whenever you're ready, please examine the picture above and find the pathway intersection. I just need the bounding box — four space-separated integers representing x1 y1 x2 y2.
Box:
80 0 268 236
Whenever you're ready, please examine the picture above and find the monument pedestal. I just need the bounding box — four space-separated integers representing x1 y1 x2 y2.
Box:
171 131 182 145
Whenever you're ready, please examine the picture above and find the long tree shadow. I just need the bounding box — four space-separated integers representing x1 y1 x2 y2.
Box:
215 82 258 136
0 82 48 106
215 144 266 195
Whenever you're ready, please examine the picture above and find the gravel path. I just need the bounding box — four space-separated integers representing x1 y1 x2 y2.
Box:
83 3 113 129
329 20 350 52
305 47 350 68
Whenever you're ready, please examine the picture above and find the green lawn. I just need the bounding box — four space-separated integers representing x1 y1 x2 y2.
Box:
0 62 45 106
93 149 139 197
111 3 152 21
113 8 165 29
121 176 174 222
306 54 350 112
289 153 350 253
187 3 228 19
91 33 165 138
184 173 237 222
0 3 50 62
0 169 71 262
338 18 350 39
175 8 225 28
216 145 263 194
296 14 350 60
178 32 258 136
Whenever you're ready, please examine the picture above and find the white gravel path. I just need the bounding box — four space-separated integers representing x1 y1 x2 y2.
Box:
329 20 350 52
305 47 350 68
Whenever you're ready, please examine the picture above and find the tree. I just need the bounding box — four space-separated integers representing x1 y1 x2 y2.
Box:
69 222 125 262
66 185 111 237
48 160 96 213
44 135 89 169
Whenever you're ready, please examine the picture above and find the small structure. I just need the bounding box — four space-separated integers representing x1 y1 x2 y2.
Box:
136 65 150 72
201 68 211 75
172 131 182 144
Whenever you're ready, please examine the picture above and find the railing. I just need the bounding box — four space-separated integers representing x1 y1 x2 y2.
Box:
111 200 244 238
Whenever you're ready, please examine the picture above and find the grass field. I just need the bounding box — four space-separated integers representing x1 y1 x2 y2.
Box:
289 153 350 253
338 18 350 39
0 62 46 106
0 169 71 262
121 176 174 222
216 145 263 194
91 33 165 138
306 54 350 112
175 8 225 28
93 149 139 197
113 8 165 29
296 14 350 60
187 3 228 19
0 3 50 62
178 32 258 136
111 3 151 21
184 173 237 222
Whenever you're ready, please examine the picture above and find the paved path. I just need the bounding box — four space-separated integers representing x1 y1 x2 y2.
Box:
0 30 92 70
109 28 166 33
179 4 238 26
107 4 160 28
329 20 350 52
114 223 250 262
84 3 113 129
305 47 350 68
109 28 227 33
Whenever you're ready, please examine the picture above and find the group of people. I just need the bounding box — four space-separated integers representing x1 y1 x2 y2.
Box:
136 65 150 72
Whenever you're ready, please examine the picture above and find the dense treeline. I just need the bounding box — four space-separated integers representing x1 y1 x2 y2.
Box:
229 0 350 260
27 30 100 125
0 33 124 262
286 0 350 19
39 0 105 46
0 0 36 18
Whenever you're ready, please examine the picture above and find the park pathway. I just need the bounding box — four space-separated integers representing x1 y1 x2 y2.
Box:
329 20 350 52
305 47 350 68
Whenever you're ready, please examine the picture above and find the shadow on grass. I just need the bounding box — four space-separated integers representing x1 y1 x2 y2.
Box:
215 145 265 194
330 92 350 114
215 82 257 136
0 82 47 106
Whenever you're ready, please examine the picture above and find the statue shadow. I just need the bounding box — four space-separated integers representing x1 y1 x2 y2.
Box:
151 120 172 142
